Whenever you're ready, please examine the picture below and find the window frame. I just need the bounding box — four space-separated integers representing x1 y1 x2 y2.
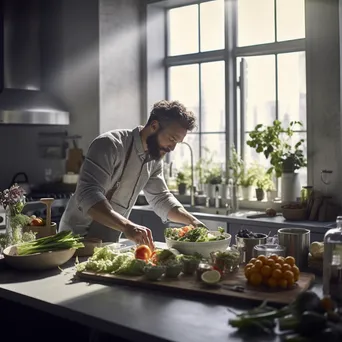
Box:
158 0 307 194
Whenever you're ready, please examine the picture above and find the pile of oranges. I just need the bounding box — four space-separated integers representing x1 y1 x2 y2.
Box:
244 254 300 289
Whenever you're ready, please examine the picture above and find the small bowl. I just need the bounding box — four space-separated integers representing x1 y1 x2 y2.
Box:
3 245 76 271
74 238 102 257
281 207 307 221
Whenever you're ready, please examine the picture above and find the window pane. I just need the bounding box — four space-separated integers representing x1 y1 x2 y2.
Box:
168 5 199 56
278 52 306 129
200 0 224 52
202 133 226 166
237 0 275 47
276 0 305 41
169 64 199 116
244 133 270 170
201 61 225 132
239 55 276 132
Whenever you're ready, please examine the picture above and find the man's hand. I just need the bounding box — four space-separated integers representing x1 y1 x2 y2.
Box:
190 218 208 229
123 223 154 251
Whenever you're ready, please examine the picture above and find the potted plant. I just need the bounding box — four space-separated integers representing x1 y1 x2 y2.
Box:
203 168 223 199
176 171 189 195
238 165 256 200
246 120 306 202
252 164 275 201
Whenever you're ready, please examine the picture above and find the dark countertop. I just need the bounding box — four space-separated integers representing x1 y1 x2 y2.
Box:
0 244 323 342
133 205 334 233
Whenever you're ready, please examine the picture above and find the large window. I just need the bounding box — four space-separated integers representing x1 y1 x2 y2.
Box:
236 0 306 187
166 0 226 179
163 0 307 192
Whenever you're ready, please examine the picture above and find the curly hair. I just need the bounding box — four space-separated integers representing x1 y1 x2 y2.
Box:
146 100 197 131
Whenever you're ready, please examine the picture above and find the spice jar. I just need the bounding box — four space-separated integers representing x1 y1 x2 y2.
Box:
196 262 212 281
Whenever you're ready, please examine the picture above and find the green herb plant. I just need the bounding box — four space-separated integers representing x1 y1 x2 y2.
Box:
246 120 307 177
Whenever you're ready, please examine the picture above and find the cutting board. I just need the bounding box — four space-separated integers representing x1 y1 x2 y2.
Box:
77 268 315 305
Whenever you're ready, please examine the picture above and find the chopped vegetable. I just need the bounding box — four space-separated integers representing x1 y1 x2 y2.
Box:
16 231 84 256
165 226 226 242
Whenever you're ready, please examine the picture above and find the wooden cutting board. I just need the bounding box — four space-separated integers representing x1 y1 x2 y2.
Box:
77 268 315 305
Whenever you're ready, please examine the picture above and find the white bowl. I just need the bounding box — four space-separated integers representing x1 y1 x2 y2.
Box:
165 231 232 259
3 245 76 271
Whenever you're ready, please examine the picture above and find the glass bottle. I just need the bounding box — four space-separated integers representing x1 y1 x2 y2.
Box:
323 216 342 305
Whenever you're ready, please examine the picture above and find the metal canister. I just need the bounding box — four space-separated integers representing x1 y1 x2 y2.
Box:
277 228 310 269
253 244 286 257
235 234 267 264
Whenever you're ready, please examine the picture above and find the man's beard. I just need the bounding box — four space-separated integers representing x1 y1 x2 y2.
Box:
146 130 169 161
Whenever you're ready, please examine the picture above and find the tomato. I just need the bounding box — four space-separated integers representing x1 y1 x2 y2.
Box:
135 245 152 261
213 265 223 275
31 218 44 226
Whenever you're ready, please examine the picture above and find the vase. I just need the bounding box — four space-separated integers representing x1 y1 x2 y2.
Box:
5 207 23 246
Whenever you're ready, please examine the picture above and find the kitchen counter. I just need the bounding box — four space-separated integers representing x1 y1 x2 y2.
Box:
133 205 334 233
0 243 323 342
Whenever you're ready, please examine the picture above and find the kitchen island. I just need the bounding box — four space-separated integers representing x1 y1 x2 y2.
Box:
0 253 322 342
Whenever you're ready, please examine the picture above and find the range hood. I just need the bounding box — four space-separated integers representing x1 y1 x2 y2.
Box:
0 0 69 125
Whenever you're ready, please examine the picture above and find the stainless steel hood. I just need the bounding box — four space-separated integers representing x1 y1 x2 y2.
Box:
0 0 69 125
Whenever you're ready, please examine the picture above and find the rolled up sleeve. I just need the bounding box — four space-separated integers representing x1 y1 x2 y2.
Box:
143 161 182 223
75 135 117 214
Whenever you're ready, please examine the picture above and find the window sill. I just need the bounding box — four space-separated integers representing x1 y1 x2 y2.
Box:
238 199 283 212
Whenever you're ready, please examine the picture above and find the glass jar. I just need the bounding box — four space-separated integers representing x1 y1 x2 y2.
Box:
323 216 342 305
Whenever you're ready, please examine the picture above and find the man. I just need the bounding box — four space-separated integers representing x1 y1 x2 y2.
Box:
59 100 205 250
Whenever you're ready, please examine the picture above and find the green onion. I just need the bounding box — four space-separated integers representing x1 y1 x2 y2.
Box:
16 231 84 256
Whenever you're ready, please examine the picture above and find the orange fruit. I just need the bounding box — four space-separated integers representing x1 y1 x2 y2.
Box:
292 265 300 275
272 268 283 280
257 255 268 264
267 277 277 288
294 273 299 282
249 272 263 286
261 265 272 278
244 267 252 278
249 258 257 264
262 276 269 285
287 278 295 288
282 264 292 272
269 254 279 262
245 263 254 269
254 260 263 269
283 270 295 282
277 257 285 265
267 258 275 267
285 256 296 266
273 263 282 270
278 279 288 289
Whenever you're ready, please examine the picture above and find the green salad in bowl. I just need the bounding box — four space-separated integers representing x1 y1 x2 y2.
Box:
164 226 231 259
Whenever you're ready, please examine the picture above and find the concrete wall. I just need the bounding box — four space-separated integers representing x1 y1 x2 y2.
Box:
99 0 144 132
306 0 341 203
0 0 144 191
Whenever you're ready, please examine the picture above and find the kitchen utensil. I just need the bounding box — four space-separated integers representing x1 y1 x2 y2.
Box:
40 198 54 227
235 234 267 263
165 231 231 258
253 244 286 257
277 228 310 269
282 207 307 221
3 245 75 271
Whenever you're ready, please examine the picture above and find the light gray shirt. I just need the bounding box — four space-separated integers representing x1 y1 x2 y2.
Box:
59 126 182 236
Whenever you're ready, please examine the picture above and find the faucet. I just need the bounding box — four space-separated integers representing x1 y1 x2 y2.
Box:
180 141 195 207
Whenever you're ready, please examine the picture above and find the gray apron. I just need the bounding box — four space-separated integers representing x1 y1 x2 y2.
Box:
86 139 134 243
